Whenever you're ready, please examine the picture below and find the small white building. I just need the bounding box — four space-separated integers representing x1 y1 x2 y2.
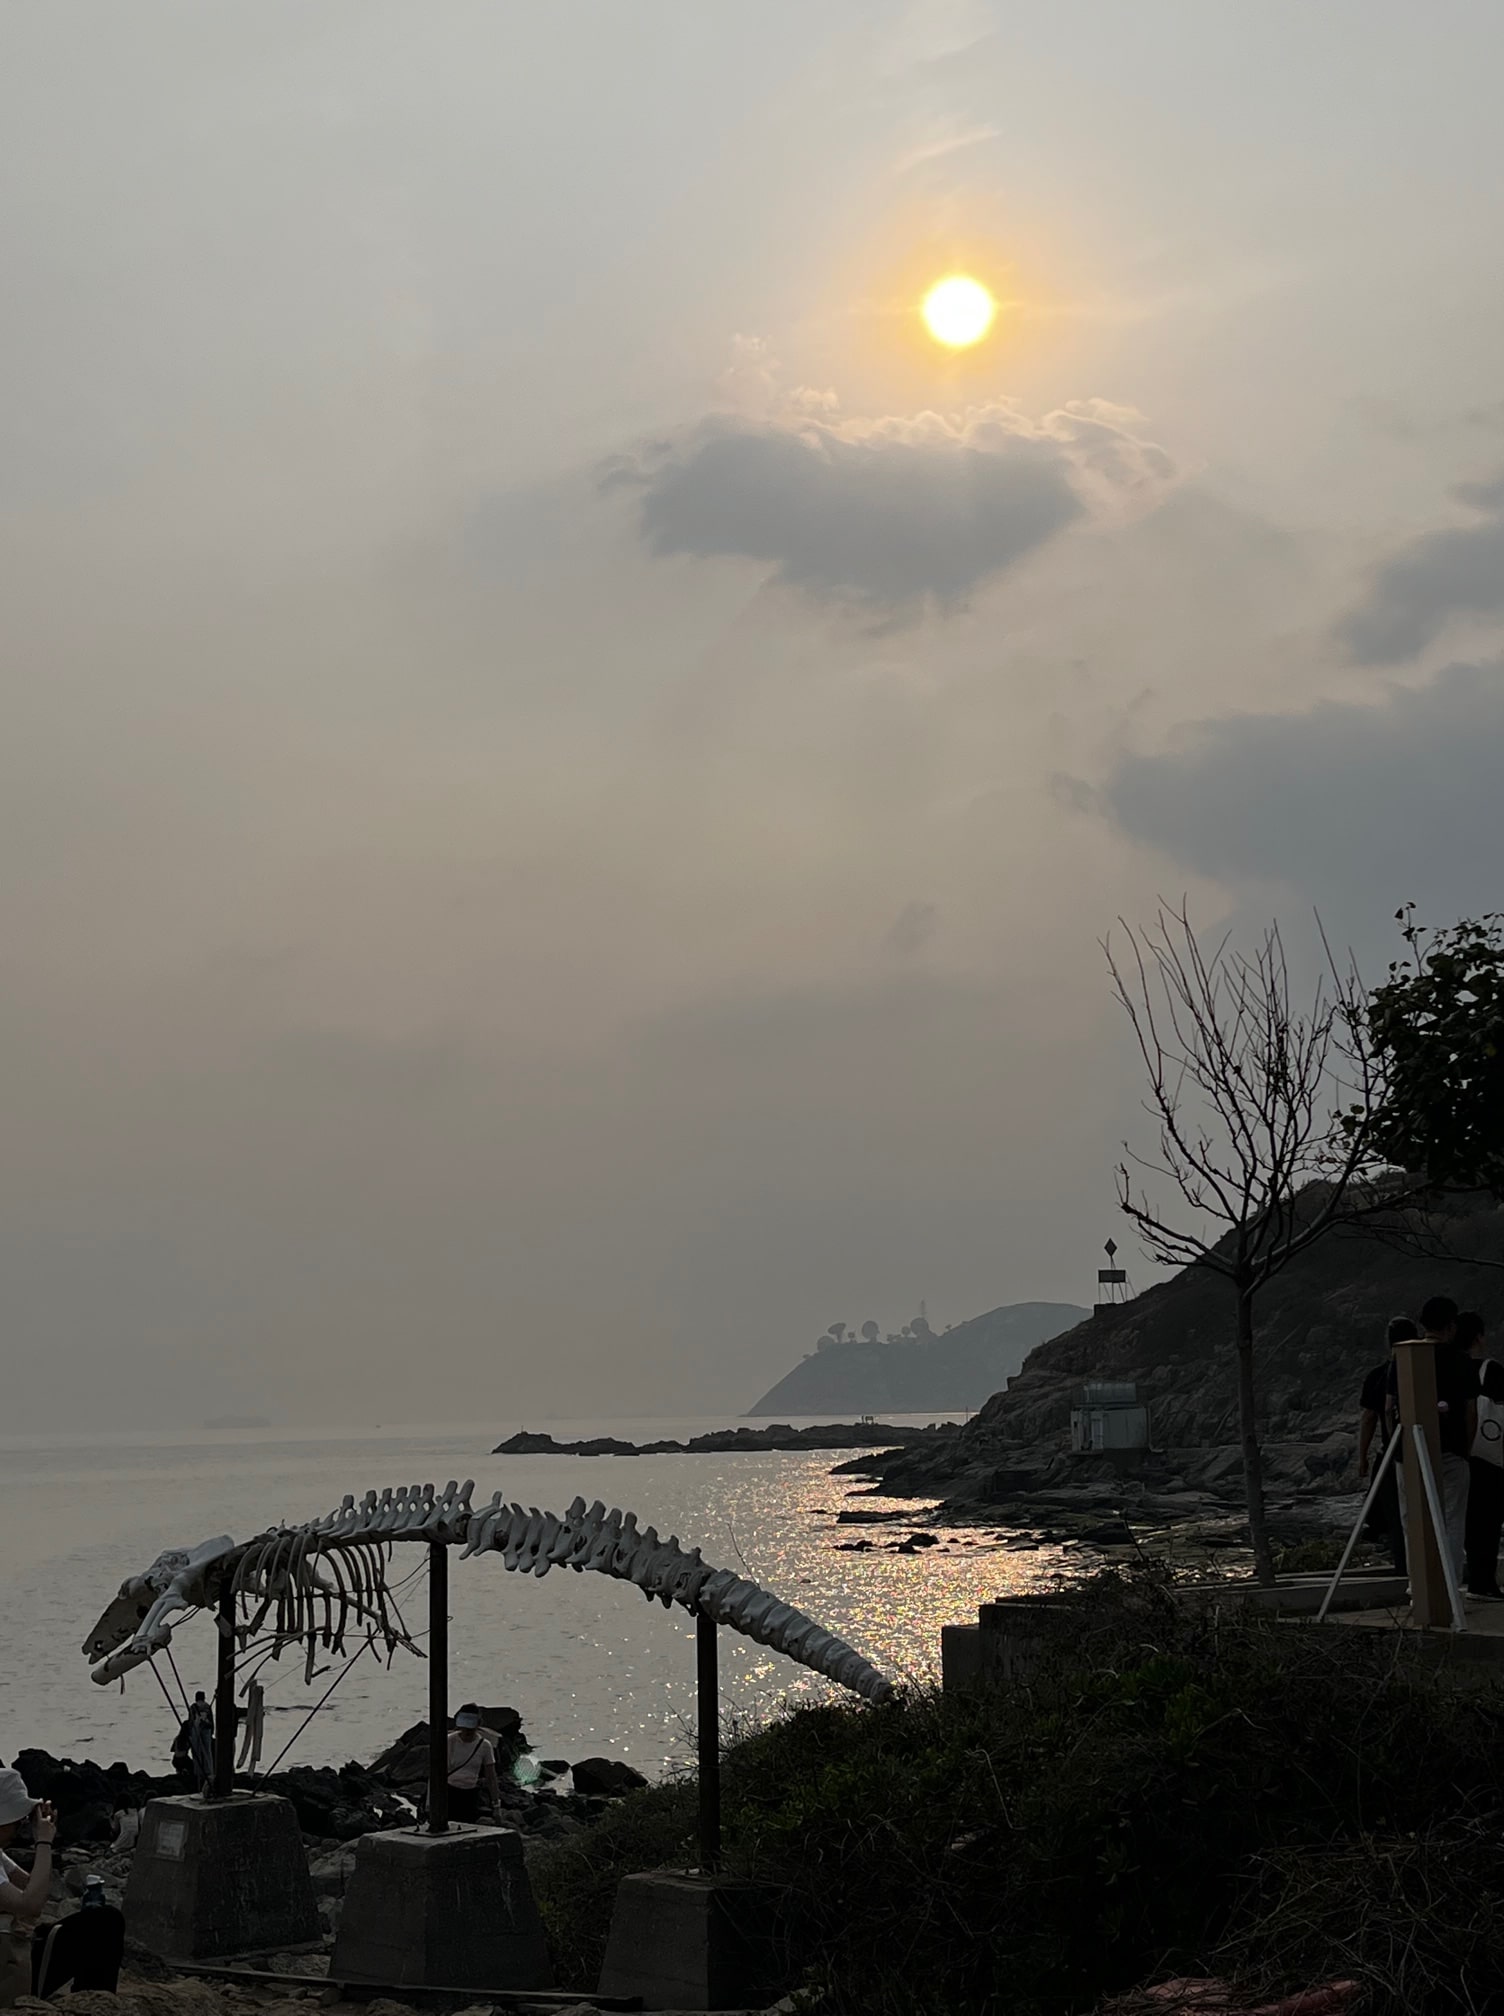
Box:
1070 1380 1150 1453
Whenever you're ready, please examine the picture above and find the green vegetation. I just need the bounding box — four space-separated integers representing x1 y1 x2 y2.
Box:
1363 908 1504 1193
533 1575 1504 2014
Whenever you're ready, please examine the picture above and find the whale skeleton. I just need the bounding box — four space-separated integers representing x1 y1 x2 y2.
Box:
82 1478 895 1704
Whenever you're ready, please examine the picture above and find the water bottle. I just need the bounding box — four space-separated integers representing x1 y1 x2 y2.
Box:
80 1876 106 1912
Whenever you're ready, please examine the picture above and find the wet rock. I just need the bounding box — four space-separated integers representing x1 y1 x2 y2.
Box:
571 1757 647 1798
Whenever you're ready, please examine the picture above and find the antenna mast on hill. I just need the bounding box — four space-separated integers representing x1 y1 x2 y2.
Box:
1094 1238 1132 1317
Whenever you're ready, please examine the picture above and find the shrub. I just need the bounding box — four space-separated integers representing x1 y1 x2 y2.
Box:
533 1578 1504 2014
530 1774 697 1988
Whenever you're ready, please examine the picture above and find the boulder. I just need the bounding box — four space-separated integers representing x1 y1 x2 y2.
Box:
571 1757 647 1798
251 1762 407 1840
307 1843 361 1897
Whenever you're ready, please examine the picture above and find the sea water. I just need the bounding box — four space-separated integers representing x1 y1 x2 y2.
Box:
0 1417 1073 1778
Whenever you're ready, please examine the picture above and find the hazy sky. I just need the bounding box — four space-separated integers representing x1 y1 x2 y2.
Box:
4 1 1504 1430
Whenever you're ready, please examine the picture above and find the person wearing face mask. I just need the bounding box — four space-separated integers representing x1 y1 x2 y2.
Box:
0 1769 123 2005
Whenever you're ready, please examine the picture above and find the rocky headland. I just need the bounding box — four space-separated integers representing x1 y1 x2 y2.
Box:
746 1300 1089 1415
842 1190 1504 1521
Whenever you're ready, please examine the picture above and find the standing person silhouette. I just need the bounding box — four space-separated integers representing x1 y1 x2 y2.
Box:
1359 1316 1414 1574
445 1706 502 1823
1460 1312 1504 1599
1389 1295 1474 1590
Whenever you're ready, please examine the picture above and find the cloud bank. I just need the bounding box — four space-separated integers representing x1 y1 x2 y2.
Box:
608 365 1173 611
1340 471 1504 664
1100 656 1504 922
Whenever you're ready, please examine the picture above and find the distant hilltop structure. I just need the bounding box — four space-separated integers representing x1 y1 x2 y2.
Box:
748 1301 1089 1417
814 1304 938 1353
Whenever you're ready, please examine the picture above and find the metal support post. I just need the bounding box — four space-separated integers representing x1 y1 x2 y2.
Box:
696 1611 721 1873
212 1573 236 1799
1317 1427 1403 1623
428 1541 449 1833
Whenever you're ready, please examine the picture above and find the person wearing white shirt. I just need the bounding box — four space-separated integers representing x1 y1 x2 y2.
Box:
0 1770 57 2007
445 1705 503 1823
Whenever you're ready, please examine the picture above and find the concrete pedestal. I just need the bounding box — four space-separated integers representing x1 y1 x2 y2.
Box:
598 1870 788 2011
123 1793 319 1959
330 1827 552 1991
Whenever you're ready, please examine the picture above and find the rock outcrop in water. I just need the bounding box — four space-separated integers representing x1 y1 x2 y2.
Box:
492 1421 946 1456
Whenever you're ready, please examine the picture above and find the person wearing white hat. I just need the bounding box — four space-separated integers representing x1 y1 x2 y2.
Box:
445 1705 502 1824
0 1770 56 2007
0 1770 123 2005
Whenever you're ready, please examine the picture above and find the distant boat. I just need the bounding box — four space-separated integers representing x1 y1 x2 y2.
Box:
201 1414 272 1431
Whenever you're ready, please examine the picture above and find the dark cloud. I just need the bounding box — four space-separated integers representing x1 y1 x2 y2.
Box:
608 397 1172 610
1098 657 1504 923
1339 473 1504 663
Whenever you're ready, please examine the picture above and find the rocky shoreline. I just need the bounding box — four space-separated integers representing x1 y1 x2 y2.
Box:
837 1411 1356 1510
826 1429 1359 1566
9 1706 646 1867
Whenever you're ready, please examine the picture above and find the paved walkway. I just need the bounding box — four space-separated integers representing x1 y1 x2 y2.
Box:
1324 1589 1504 1659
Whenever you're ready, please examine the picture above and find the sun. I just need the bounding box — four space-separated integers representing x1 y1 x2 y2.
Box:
921 274 996 348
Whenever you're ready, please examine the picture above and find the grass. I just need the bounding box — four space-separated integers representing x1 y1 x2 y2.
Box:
530 1571 1504 2014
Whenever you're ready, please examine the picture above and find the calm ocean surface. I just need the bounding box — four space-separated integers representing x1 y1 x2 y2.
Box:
1 1417 1073 1780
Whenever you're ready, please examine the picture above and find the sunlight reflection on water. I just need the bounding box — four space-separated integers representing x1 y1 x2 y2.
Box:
2 1420 1083 1777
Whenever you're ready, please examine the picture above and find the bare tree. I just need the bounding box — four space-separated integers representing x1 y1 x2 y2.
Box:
1107 904 1396 1585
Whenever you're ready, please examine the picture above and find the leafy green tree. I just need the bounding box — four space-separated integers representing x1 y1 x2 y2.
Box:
1365 909 1504 1191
